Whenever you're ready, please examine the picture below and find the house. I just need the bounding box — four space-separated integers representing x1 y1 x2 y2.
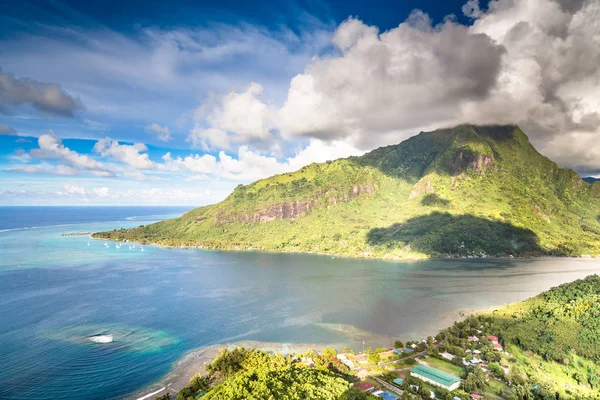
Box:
487 336 499 344
410 365 462 391
404 348 414 353
354 382 375 392
472 350 481 355
493 343 503 351
337 354 355 368
470 358 483 364
393 377 404 386
393 349 404 355
441 352 455 361
411 343 417 349
468 336 480 342
301 357 315 367
470 394 484 400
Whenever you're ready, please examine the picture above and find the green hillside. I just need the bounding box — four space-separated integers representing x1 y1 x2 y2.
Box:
439 274 600 399
94 125 600 259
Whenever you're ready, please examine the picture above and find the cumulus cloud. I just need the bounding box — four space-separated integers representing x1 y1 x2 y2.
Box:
161 152 218 174
146 123 171 141
0 70 84 117
274 0 600 172
0 122 16 134
93 138 155 170
30 133 112 174
160 138 363 182
279 12 505 147
189 82 276 151
58 184 87 196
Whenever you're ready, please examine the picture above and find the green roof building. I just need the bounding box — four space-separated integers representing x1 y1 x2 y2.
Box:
409 365 461 391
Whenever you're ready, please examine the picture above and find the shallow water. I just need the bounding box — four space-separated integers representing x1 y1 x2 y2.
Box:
1 206 600 400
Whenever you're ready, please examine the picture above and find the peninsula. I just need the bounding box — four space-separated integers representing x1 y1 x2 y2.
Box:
94 125 600 260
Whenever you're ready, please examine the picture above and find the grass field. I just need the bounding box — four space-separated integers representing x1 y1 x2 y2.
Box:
423 357 464 377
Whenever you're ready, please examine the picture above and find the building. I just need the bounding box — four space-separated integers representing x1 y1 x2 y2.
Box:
493 343 503 351
392 377 404 386
410 365 462 391
393 349 404 355
357 369 369 379
354 382 375 392
468 336 480 342
441 352 455 361
487 335 499 344
337 354 355 368
470 394 484 400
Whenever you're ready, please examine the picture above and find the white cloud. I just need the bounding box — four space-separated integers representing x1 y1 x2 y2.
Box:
273 1 600 172
278 12 505 147
93 138 155 170
146 123 171 141
93 187 110 197
7 163 78 176
58 184 87 196
124 171 161 181
161 151 218 174
188 82 276 151
30 133 111 174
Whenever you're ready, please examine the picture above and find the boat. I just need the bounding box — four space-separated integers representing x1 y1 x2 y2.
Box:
88 334 114 344
141 246 144 251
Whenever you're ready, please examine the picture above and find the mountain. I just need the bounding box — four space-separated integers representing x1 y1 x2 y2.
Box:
584 177 600 184
94 125 600 259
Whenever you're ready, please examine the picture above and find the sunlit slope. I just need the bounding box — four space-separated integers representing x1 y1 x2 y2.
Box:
95 125 600 259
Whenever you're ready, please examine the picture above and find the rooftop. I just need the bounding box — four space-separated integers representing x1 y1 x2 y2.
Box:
354 382 375 391
393 377 405 386
410 365 461 387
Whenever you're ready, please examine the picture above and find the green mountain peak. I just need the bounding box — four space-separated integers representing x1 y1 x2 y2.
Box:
95 124 600 259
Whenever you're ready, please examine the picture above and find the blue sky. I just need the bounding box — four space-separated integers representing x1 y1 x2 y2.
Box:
1 0 599 205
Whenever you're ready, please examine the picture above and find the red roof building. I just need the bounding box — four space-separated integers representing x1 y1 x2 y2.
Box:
493 343 503 350
486 335 499 343
354 382 375 392
470 394 484 400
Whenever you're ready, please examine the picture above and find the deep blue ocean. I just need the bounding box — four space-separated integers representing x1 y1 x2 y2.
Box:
2 206 600 400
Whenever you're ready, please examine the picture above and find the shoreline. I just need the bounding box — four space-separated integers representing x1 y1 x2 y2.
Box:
125 306 502 400
125 341 333 400
91 234 596 263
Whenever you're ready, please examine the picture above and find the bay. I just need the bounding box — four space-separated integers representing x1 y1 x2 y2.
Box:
1 207 600 400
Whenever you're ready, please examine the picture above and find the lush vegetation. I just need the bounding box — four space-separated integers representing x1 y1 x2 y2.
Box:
173 347 375 400
436 275 600 399
95 125 600 259
161 276 600 399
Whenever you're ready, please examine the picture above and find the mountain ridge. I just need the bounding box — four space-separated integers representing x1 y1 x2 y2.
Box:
94 124 600 259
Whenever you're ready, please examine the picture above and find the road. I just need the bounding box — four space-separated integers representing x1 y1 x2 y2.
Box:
369 375 404 397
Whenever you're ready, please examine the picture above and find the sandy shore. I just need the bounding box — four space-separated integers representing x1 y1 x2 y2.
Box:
125 340 333 400
126 308 503 400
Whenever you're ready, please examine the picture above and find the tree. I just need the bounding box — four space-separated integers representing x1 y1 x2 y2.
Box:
395 340 404 349
368 353 381 363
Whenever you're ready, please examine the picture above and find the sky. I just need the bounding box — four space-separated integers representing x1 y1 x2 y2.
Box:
0 0 599 205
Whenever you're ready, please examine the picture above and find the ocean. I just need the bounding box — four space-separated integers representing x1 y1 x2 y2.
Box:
1 206 600 400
